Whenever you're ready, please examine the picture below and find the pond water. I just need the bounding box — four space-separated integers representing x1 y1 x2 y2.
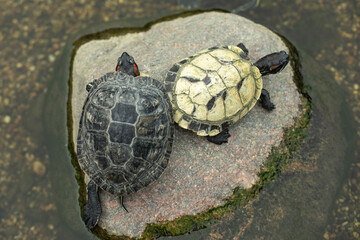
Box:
0 0 359 239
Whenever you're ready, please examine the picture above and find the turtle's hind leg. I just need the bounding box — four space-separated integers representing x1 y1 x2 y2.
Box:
207 129 231 145
259 89 275 110
82 180 102 230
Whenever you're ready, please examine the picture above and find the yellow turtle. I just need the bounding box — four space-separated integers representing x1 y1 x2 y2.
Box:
164 43 289 144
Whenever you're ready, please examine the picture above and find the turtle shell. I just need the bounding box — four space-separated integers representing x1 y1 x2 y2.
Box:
77 72 174 196
165 45 263 136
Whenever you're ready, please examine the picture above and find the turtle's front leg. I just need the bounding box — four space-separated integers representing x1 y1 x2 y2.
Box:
82 180 102 230
259 89 275 111
207 129 231 145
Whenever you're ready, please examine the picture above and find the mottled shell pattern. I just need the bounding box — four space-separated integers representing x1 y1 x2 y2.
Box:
77 72 174 196
165 45 263 136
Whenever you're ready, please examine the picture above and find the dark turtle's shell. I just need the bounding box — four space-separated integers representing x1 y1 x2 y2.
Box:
164 45 262 136
77 72 174 196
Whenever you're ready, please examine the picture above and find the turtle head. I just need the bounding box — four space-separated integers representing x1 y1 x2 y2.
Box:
254 50 289 76
115 52 140 77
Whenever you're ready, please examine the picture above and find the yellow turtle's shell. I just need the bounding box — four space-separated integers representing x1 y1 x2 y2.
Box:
164 45 263 136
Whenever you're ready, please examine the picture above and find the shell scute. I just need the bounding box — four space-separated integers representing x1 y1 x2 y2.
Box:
106 143 132 165
179 64 206 80
91 86 117 108
217 64 241 88
251 65 262 79
111 102 138 123
85 105 110 131
174 78 191 95
206 71 226 96
233 60 251 78
193 104 208 121
239 75 256 107
207 97 225 122
189 81 211 105
191 53 221 71
176 94 194 115
224 87 243 118
209 48 241 62
227 45 246 56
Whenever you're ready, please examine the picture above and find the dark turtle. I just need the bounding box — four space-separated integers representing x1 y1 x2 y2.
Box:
77 52 174 229
164 43 289 144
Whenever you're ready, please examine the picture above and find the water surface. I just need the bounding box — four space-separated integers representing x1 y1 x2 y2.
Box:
0 0 358 239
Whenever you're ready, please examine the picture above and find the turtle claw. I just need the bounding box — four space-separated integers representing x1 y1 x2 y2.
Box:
82 206 99 230
207 129 231 145
264 101 275 111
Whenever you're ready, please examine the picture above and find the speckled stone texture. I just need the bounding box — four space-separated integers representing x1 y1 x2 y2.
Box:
72 12 301 238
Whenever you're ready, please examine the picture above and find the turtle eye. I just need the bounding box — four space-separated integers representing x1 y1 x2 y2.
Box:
129 58 134 64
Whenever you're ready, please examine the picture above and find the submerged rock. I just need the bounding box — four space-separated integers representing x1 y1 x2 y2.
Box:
71 11 301 238
33 161 46 177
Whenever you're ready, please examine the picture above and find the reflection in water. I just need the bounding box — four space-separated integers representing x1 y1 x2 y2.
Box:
0 0 358 239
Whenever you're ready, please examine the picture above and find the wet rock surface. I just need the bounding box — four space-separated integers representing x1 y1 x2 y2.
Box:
72 12 301 237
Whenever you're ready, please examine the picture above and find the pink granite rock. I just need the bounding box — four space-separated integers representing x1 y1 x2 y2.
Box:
72 12 301 238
